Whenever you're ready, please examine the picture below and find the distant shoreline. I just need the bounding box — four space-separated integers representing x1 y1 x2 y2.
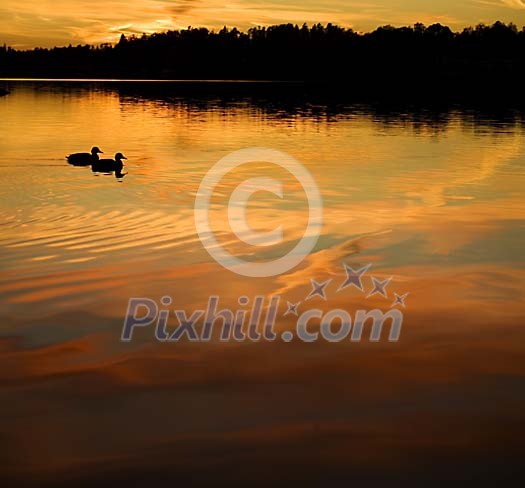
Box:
2 23 524 91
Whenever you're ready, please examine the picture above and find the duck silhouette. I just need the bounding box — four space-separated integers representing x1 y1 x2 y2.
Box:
67 146 103 166
92 152 127 174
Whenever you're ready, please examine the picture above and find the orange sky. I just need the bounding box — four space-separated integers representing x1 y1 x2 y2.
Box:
1 0 525 49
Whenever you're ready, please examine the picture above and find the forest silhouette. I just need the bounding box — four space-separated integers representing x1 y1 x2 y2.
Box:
1 22 524 96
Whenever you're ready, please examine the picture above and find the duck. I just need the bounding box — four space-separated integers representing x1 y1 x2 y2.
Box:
92 152 127 173
66 146 103 166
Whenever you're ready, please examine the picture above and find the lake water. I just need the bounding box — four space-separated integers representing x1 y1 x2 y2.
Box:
1 81 524 486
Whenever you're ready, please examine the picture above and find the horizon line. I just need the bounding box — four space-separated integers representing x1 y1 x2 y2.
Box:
2 20 523 52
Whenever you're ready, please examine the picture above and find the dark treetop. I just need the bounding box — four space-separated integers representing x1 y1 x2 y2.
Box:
1 22 525 97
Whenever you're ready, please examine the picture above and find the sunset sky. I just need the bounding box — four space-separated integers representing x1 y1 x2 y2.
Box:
1 0 525 49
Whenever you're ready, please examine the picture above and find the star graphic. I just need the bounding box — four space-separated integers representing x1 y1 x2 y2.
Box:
284 301 300 317
306 279 332 301
337 263 371 293
391 292 409 308
367 277 392 298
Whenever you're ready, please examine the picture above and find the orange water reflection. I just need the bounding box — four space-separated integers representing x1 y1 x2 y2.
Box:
0 82 524 485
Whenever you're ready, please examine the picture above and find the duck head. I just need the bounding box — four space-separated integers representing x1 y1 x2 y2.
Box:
91 147 103 155
115 153 127 161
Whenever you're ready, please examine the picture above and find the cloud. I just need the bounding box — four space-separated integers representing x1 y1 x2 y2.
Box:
166 0 199 16
502 0 525 8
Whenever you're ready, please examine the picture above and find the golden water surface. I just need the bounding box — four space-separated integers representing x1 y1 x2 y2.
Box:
0 81 524 486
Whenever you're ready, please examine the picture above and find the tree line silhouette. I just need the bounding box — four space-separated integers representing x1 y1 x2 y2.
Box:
1 22 524 92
